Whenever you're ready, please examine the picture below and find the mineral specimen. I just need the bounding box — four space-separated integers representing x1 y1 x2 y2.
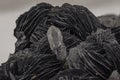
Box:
0 2 120 80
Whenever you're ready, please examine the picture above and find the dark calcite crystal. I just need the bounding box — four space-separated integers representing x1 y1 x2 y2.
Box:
14 3 101 53
0 2 120 80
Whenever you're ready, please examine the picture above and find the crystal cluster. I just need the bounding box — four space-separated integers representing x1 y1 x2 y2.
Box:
0 3 120 80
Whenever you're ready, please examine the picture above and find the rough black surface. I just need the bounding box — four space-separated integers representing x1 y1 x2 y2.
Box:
0 3 120 80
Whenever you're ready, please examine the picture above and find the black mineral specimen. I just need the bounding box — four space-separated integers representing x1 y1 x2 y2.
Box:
0 2 120 80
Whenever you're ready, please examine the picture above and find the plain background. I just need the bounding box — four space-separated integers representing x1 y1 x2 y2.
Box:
0 0 120 64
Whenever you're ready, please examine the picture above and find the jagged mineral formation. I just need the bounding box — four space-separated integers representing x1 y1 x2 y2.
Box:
0 3 120 80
